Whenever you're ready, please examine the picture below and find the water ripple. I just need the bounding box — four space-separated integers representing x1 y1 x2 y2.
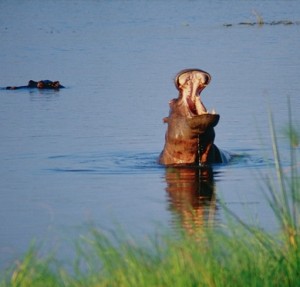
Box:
46 149 277 176
47 151 163 175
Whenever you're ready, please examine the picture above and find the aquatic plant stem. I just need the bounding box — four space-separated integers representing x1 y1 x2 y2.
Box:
268 109 291 231
287 97 299 247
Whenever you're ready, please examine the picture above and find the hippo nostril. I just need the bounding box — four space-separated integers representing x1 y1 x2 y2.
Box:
204 75 210 85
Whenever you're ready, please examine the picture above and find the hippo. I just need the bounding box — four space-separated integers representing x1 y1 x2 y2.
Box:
4 80 64 90
159 68 227 166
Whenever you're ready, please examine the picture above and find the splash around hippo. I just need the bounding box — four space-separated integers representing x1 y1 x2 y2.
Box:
159 68 228 166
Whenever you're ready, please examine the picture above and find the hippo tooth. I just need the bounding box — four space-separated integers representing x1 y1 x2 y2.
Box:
211 109 216 114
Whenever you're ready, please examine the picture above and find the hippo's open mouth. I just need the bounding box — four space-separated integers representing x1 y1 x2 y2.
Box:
175 69 216 116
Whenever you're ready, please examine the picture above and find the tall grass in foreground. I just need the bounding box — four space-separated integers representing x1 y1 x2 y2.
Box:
1 110 300 287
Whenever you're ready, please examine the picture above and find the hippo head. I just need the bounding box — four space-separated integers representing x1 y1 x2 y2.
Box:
28 80 63 89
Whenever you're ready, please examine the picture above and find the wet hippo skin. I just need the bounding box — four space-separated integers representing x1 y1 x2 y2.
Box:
159 69 225 166
5 80 64 90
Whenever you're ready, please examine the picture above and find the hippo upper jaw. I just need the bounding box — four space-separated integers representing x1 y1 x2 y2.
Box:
175 69 215 117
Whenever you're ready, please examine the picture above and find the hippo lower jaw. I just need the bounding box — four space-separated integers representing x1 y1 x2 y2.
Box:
187 113 220 134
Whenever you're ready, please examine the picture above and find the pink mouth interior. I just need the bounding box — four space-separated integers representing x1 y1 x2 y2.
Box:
187 97 197 115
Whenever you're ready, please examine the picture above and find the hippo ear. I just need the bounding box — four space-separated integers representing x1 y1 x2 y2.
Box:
163 117 169 123
52 81 60 88
28 80 38 87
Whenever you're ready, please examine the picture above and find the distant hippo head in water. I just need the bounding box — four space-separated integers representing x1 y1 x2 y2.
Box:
5 80 64 90
159 69 225 166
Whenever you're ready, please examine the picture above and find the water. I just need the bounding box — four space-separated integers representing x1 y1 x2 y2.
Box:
1 0 300 268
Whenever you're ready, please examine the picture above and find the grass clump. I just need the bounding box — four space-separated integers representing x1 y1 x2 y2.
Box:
1 106 300 286
1 222 299 287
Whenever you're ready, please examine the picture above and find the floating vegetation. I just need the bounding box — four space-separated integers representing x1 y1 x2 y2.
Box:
224 20 300 27
224 10 300 27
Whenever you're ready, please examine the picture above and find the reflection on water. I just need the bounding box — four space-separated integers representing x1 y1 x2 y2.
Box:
165 166 217 234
